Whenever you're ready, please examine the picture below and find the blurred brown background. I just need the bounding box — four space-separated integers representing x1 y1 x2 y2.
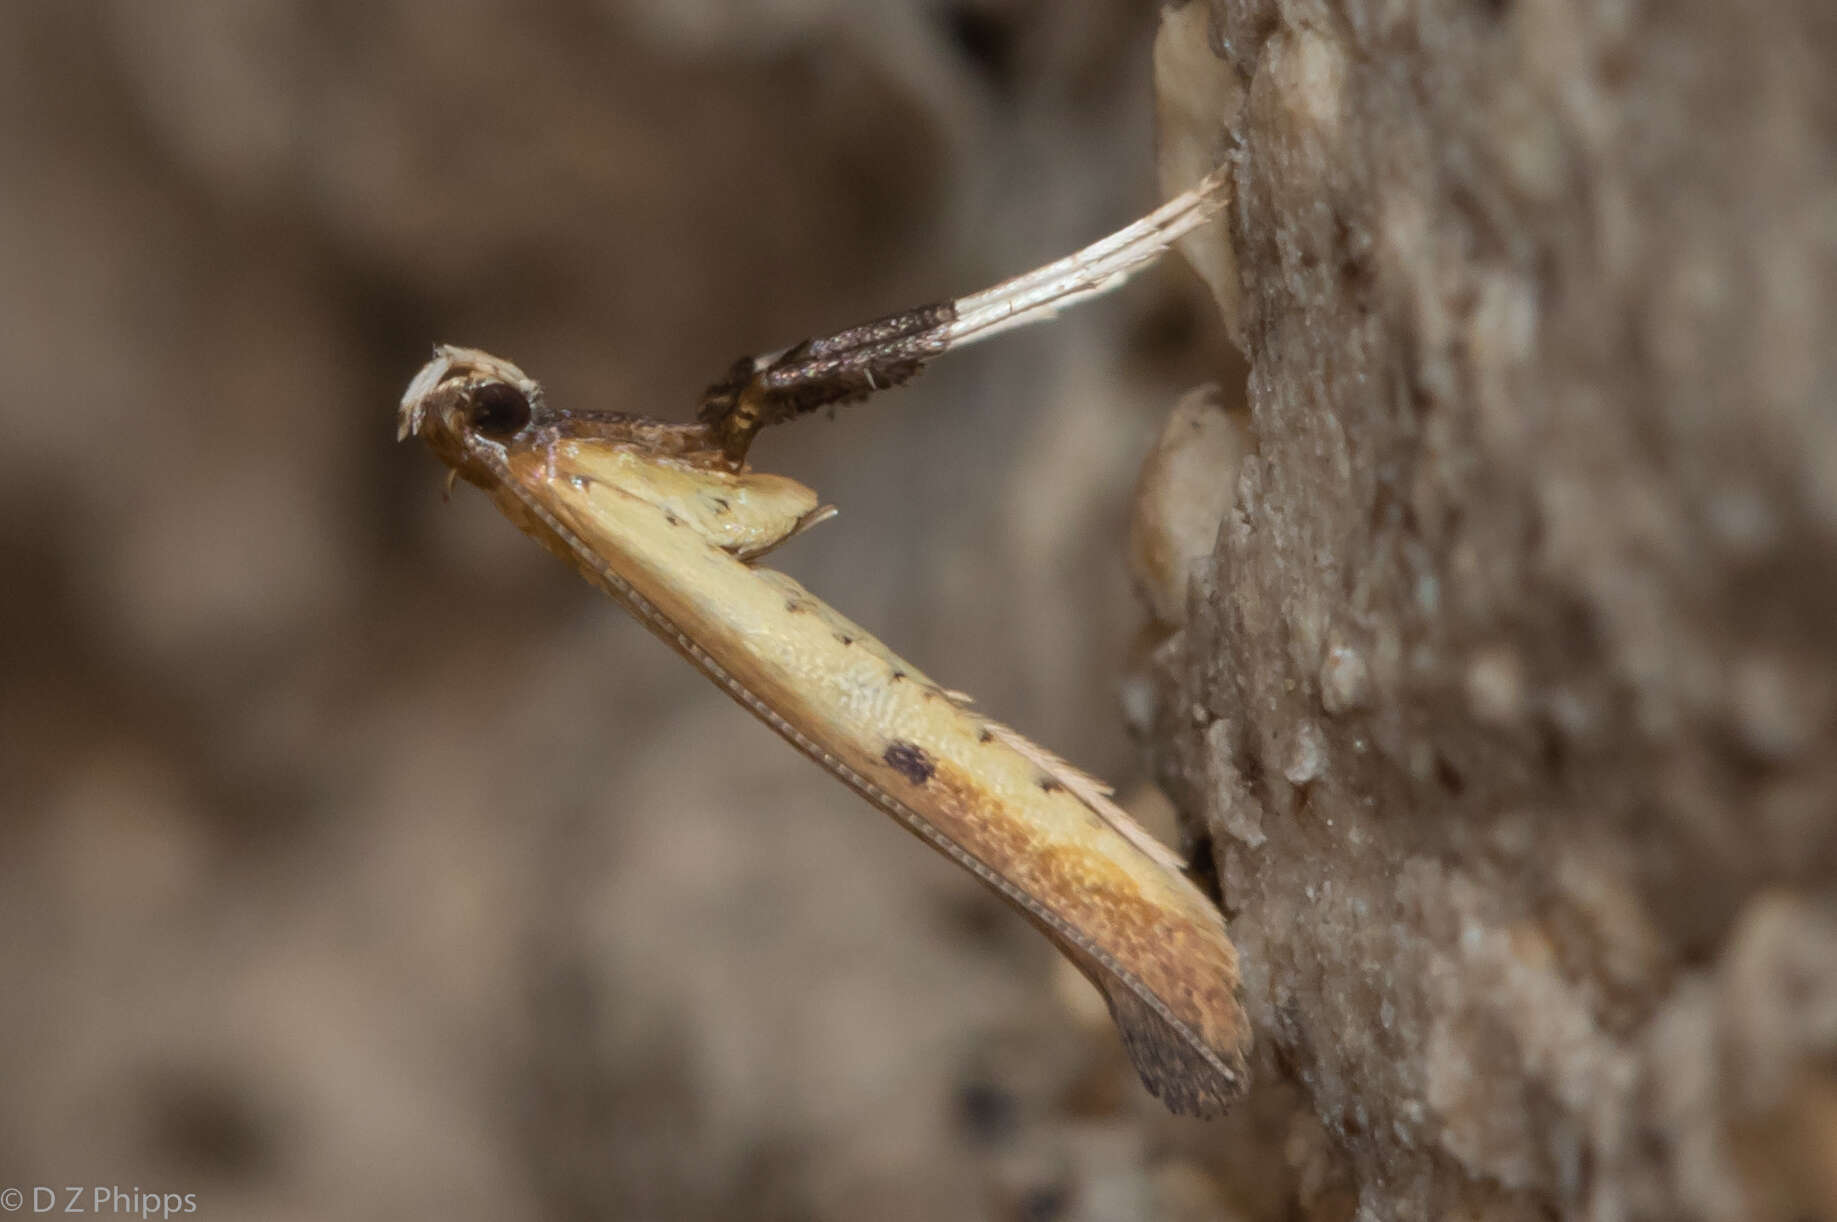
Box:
0 3 1255 1220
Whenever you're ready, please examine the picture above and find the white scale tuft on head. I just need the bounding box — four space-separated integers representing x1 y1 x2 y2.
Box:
397 344 543 441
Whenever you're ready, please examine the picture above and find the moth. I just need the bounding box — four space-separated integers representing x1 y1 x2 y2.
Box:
398 170 1250 1117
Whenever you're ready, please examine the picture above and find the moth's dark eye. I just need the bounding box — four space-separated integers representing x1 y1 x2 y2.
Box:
468 382 532 438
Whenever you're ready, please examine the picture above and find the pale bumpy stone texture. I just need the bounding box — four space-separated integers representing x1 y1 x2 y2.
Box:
1147 1 1837 1218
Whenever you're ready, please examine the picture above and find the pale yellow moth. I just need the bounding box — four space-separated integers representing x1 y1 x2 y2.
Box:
398 170 1250 1116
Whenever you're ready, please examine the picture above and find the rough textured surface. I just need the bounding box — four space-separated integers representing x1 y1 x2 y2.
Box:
1147 0 1837 1217
14 0 1831 1215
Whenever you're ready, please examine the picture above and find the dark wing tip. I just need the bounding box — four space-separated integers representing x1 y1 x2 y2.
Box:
1102 981 1251 1120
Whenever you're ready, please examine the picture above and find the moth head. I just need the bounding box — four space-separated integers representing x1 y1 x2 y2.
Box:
398 345 829 559
397 345 548 483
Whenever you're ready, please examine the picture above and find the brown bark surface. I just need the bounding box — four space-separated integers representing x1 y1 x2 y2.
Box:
9 1 1832 1217
1150 2 1837 1217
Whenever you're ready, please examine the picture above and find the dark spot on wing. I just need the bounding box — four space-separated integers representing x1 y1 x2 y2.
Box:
663 510 683 527
978 727 995 743
711 496 730 514
1037 776 1065 794
835 633 855 647
890 670 907 682
883 740 935 785
785 597 805 613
